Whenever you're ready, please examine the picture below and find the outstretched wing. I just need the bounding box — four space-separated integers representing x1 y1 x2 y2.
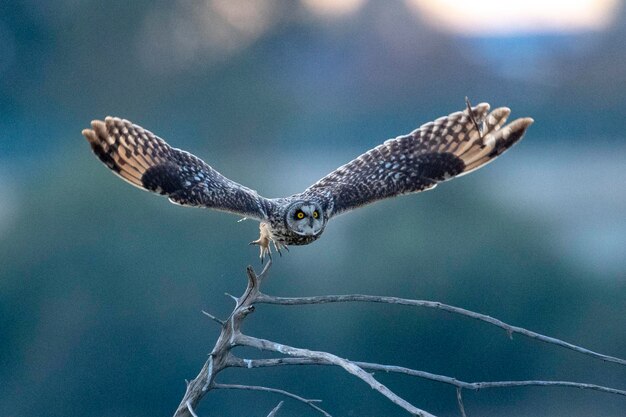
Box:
303 102 533 217
83 117 270 220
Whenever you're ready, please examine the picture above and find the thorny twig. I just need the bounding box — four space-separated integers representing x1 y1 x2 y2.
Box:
173 262 626 417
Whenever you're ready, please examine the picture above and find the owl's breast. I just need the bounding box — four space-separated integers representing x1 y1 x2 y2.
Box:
268 223 323 246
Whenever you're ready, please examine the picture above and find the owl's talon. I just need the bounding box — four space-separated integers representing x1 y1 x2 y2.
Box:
272 240 283 257
259 246 272 264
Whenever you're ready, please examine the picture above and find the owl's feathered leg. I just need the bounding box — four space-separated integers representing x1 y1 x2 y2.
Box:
249 222 272 263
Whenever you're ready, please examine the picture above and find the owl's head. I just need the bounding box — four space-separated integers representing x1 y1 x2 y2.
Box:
285 201 325 236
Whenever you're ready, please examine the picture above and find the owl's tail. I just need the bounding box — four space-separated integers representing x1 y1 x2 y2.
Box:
451 103 534 177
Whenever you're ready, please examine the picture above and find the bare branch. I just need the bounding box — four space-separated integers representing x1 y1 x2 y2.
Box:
256 293 626 366
174 261 275 417
213 384 331 417
228 356 626 398
267 401 284 417
456 388 467 417
227 356 324 368
225 293 238 303
254 260 272 283
466 380 626 395
201 310 225 326
186 401 199 417
235 334 437 417
465 96 483 138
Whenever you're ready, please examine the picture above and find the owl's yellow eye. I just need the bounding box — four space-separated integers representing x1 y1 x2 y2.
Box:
296 211 305 219
313 211 319 219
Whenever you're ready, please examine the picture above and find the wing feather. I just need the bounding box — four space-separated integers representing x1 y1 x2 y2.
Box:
303 102 533 217
83 117 270 220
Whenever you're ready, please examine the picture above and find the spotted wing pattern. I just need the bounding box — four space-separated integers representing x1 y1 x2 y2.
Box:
83 117 270 220
303 103 533 217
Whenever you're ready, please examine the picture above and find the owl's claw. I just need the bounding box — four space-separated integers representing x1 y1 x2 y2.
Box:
249 238 271 263
261 248 272 264
272 240 289 257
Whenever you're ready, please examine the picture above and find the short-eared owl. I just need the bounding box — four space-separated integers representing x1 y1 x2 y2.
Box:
83 101 532 261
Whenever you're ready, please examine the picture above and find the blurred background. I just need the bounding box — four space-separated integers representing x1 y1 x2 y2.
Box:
1 1 625 416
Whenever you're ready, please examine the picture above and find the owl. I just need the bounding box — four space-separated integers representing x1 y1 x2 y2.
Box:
83 101 532 261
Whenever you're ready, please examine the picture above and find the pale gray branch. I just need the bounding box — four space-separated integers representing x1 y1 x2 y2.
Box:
213 383 330 417
235 334 437 417
201 310 225 326
256 293 626 366
267 401 284 417
186 400 199 417
228 356 626 397
456 388 467 417
466 380 626 395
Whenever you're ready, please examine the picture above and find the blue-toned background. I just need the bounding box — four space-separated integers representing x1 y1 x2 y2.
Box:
1 1 625 416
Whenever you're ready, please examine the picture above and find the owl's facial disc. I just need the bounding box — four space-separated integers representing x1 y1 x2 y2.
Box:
286 202 324 236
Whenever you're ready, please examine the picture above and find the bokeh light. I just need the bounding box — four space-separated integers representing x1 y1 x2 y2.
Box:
301 0 366 16
407 0 620 35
